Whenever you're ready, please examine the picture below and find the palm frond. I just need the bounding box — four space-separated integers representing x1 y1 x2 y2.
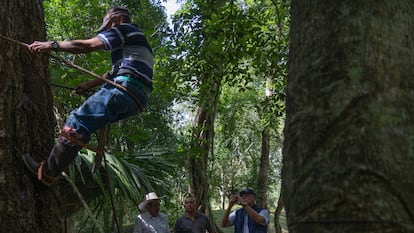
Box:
63 147 180 215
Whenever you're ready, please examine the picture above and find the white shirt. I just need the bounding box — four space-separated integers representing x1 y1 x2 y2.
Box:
133 211 170 233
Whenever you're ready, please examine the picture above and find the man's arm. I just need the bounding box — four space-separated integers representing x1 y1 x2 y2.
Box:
29 37 105 54
75 78 105 94
164 214 171 233
220 204 233 227
132 216 143 233
220 194 237 227
242 205 267 225
75 72 109 95
233 194 268 225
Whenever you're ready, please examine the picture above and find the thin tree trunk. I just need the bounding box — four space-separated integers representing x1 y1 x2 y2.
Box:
283 1 414 233
274 191 284 233
257 126 270 208
0 0 62 232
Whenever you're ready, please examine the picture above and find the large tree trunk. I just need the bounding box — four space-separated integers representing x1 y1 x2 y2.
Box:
282 1 414 233
0 1 62 232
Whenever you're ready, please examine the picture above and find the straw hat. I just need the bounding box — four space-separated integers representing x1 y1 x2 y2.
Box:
138 192 160 211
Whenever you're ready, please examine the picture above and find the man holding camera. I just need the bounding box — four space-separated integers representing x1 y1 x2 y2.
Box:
221 188 269 233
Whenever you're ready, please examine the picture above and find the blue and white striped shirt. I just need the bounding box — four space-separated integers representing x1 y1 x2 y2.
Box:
97 23 154 87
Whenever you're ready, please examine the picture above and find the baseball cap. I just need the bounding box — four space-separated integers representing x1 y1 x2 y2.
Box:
239 188 256 196
97 6 131 33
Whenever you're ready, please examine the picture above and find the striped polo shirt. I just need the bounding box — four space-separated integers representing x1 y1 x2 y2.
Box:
97 23 154 87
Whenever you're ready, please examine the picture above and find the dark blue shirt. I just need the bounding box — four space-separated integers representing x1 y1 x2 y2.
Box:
97 23 154 87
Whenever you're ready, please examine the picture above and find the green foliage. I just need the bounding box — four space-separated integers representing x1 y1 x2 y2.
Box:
167 0 289 207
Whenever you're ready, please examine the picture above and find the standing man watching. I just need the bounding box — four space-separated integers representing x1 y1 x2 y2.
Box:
133 192 170 233
221 188 270 233
174 195 215 233
23 6 154 185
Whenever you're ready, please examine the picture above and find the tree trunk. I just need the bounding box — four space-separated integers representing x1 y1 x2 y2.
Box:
282 1 414 233
0 1 63 232
190 105 212 211
189 74 221 232
257 126 270 208
274 191 284 233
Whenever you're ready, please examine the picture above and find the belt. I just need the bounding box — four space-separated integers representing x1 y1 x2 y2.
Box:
115 75 152 94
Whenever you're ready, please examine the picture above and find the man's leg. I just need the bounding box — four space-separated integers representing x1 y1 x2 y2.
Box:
23 89 107 184
44 140 79 177
23 130 87 185
23 83 144 185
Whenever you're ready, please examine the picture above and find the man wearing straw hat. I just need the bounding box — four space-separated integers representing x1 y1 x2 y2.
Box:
133 192 170 233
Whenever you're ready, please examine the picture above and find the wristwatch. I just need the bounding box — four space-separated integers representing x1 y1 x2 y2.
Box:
51 41 59 50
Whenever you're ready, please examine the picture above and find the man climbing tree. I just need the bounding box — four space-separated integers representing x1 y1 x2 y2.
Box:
23 6 154 185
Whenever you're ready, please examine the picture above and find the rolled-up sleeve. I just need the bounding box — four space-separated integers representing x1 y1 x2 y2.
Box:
259 209 270 225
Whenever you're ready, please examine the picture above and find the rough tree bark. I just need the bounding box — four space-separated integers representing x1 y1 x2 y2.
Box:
282 1 414 233
0 1 63 232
